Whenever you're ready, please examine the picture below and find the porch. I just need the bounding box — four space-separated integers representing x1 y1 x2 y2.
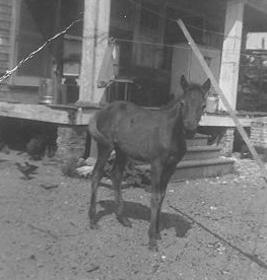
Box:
0 99 262 127
1 0 267 161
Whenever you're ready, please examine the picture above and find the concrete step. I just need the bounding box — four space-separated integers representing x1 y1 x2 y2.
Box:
184 145 220 161
186 133 208 147
171 157 235 181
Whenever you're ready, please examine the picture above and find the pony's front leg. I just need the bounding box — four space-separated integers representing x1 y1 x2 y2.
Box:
155 161 179 235
148 161 164 251
148 159 178 251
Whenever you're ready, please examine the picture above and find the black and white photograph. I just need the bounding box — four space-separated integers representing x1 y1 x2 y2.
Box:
0 0 267 279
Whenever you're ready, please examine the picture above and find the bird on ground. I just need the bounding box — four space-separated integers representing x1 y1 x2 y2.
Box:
15 162 38 180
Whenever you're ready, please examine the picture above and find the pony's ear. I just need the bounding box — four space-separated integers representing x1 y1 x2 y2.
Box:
180 75 189 90
202 78 211 93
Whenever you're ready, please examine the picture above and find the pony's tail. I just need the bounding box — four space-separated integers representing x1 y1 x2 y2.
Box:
82 130 91 159
88 115 110 146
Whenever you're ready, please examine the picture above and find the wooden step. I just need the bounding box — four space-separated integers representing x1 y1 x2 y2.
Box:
186 133 208 147
171 157 235 181
184 145 220 161
137 157 234 182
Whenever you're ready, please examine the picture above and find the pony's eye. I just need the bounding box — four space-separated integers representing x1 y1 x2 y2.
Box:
202 104 206 110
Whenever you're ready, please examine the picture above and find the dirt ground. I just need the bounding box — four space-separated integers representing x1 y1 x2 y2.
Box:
0 150 267 280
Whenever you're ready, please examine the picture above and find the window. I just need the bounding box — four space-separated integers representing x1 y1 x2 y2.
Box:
163 7 204 70
133 2 163 69
10 0 83 87
10 0 58 86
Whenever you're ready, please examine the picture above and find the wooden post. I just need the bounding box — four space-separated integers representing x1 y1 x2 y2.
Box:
53 0 63 104
177 19 267 181
218 0 245 111
78 0 111 105
132 0 141 65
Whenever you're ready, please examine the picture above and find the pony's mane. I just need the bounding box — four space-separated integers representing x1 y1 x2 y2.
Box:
185 83 207 98
186 83 204 92
159 97 182 111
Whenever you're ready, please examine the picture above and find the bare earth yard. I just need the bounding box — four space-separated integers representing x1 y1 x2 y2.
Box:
0 150 267 280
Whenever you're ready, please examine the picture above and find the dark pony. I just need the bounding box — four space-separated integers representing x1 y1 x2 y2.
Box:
87 75 210 251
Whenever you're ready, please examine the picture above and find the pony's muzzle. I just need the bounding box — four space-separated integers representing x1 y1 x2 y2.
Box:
183 119 198 131
183 120 197 138
185 129 196 139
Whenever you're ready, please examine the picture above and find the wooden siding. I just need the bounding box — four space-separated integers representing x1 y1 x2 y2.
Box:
0 0 11 76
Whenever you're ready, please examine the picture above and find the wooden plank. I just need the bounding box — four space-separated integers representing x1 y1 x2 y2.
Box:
0 101 97 125
80 109 253 128
8 0 19 83
0 21 11 31
247 0 267 14
0 45 10 53
0 5 12 14
0 65 8 72
0 12 12 21
218 0 244 110
94 0 112 103
79 0 98 103
0 36 10 46
200 114 252 127
177 19 267 181
0 99 257 128
79 0 111 104
0 0 12 6
0 102 74 124
0 30 10 38
0 52 8 61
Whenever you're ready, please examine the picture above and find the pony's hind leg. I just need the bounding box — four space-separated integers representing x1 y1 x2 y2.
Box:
89 143 112 229
112 148 132 227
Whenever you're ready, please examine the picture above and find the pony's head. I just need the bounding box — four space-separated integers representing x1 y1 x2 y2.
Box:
180 75 210 138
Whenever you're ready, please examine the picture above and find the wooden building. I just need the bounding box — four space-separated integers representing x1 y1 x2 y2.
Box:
0 0 267 157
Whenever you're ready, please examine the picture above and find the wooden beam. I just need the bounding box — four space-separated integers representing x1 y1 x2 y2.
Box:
79 0 111 104
177 18 267 181
200 114 252 127
247 0 267 14
132 0 141 64
9 0 20 84
0 100 258 128
0 101 97 125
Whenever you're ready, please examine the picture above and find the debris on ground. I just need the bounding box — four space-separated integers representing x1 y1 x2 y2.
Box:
0 151 266 280
76 155 152 189
15 161 38 180
39 183 59 190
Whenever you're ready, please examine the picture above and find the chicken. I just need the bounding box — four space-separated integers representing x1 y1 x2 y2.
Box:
15 162 38 180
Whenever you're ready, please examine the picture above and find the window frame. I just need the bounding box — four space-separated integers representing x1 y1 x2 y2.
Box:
9 0 53 87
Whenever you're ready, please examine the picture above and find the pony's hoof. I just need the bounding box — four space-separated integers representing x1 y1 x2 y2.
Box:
155 232 162 240
90 223 99 230
148 240 158 252
117 216 132 227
